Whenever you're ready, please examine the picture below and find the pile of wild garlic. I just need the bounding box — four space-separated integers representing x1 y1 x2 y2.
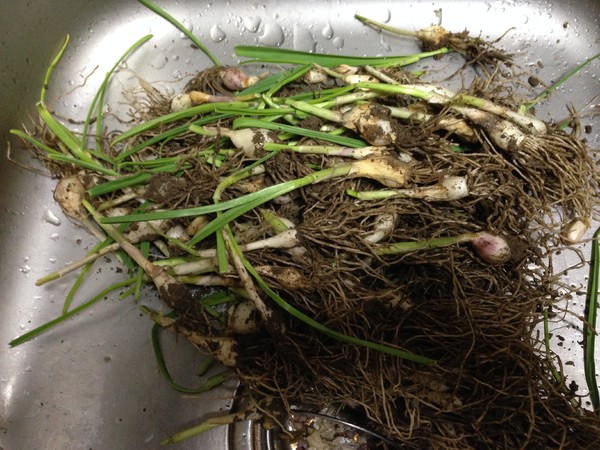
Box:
10 1 600 448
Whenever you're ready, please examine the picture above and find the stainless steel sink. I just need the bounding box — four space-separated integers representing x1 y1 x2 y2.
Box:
1 1 599 449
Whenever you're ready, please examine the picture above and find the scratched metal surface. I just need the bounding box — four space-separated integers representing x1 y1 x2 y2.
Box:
1 1 599 449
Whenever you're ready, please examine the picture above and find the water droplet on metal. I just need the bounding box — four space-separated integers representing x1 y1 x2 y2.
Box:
210 25 226 42
293 24 316 52
42 209 61 226
259 22 285 47
20 265 31 274
178 20 194 39
380 35 392 52
150 54 168 70
243 16 261 32
333 36 344 49
50 233 60 241
322 22 334 40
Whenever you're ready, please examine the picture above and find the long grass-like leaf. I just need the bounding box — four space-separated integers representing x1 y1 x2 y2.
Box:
115 112 233 162
585 226 600 414
44 152 119 177
239 65 310 95
212 150 280 272
187 164 354 246
37 103 118 176
232 117 366 147
521 53 600 113
88 172 154 197
111 102 250 148
235 45 449 68
151 324 228 394
82 34 153 148
100 163 351 225
10 129 63 156
35 36 119 172
160 414 238 445
137 0 220 66
265 63 312 98
40 35 70 104
9 278 137 347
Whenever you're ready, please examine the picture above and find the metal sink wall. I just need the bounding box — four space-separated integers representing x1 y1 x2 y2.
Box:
1 1 599 449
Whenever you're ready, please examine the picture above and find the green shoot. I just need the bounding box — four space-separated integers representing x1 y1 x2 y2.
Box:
114 112 233 162
151 324 228 394
160 413 240 445
34 34 118 172
99 163 350 226
88 169 184 197
354 14 420 38
187 163 359 246
347 189 398 200
137 0 221 66
196 355 215 376
40 35 70 104
9 277 137 347
259 209 292 233
235 45 449 67
265 63 312 98
232 117 367 147
239 65 311 96
585 226 600 414
110 102 250 148
10 129 63 156
520 53 600 113
36 103 118 176
82 34 153 148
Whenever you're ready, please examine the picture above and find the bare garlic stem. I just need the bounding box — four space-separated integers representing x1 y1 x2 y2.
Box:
36 242 121 286
222 229 274 322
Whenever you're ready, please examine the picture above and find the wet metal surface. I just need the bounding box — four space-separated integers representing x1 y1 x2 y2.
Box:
1 1 599 448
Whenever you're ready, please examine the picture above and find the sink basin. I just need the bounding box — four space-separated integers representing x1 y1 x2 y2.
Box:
1 1 598 449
